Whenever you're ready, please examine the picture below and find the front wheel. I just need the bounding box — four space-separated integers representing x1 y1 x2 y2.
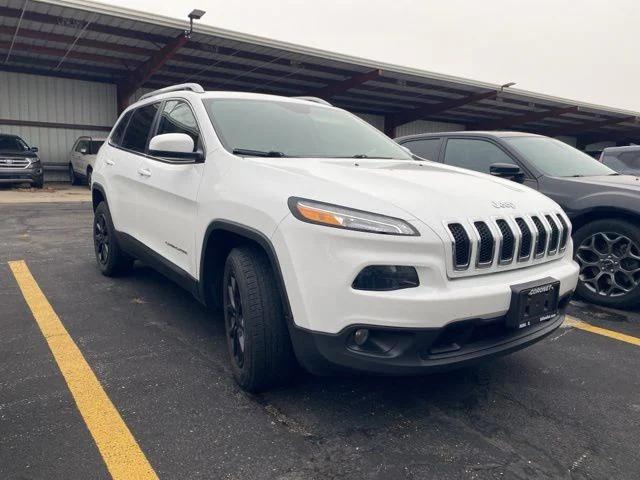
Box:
86 168 92 188
574 219 640 308
222 246 296 392
69 164 79 185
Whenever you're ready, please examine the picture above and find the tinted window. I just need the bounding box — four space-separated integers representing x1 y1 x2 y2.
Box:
203 98 412 160
601 153 627 172
157 100 200 151
402 138 441 160
75 139 89 153
121 104 159 153
110 111 132 146
443 138 516 173
504 136 615 177
90 140 104 155
0 135 29 152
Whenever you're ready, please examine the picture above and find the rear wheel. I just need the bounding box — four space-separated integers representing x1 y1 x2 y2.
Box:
69 164 79 185
222 246 296 392
574 219 640 308
93 201 134 276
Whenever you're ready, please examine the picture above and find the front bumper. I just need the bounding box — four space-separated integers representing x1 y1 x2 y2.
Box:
0 167 43 184
290 294 571 375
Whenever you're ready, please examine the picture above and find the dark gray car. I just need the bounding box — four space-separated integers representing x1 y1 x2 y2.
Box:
0 134 44 188
600 145 640 175
396 131 640 309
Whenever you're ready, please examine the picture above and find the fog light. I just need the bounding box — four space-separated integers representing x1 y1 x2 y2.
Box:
352 265 419 291
353 328 369 346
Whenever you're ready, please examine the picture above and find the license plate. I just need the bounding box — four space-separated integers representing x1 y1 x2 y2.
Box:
506 277 560 330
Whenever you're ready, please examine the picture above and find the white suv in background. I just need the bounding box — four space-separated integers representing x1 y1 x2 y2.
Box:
91 84 579 392
69 136 105 186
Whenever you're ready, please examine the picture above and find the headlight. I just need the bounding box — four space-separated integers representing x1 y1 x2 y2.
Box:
288 197 419 236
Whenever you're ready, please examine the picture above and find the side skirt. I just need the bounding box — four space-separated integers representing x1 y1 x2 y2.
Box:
114 231 203 303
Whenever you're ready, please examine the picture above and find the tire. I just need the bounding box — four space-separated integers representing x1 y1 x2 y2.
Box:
69 164 79 185
222 246 296 392
33 177 44 189
93 201 134 276
86 168 92 188
573 219 640 309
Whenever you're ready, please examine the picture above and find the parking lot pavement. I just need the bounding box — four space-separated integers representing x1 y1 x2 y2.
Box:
0 183 91 204
1 203 639 480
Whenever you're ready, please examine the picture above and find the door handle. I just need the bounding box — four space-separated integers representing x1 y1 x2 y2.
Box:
105 159 115 166
137 168 151 177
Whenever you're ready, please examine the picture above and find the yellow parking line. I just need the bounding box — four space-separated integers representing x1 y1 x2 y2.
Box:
566 315 640 347
8 260 158 480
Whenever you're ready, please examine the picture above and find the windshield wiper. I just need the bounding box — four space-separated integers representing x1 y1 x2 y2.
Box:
233 148 286 157
351 154 394 159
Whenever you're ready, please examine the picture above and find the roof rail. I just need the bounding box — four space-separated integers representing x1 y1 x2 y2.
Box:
139 83 205 101
294 96 332 106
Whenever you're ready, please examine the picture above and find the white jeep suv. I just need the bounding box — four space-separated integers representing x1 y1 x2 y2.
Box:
91 83 579 392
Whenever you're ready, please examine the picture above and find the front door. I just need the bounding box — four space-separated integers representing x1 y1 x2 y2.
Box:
134 100 204 276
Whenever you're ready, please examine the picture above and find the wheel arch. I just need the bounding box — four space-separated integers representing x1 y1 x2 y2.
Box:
199 220 293 320
91 182 107 211
570 207 640 233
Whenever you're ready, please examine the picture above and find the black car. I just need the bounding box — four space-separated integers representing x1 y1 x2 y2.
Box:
396 131 640 309
600 145 640 176
0 134 44 188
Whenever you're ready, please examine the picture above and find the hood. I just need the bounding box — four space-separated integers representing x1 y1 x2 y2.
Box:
258 157 563 226
0 150 37 159
559 174 640 192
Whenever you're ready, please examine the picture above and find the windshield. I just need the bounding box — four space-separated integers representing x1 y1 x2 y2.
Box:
504 136 615 177
0 136 29 153
203 98 412 160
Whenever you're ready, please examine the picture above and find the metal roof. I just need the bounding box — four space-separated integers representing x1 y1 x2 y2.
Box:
1 0 639 144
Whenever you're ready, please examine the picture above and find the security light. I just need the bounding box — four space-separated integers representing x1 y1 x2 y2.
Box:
500 82 516 92
189 9 206 20
185 9 206 37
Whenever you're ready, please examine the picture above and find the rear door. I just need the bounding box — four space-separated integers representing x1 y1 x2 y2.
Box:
135 99 205 276
103 103 159 240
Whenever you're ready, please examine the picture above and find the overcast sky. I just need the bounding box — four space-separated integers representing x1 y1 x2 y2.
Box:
109 0 640 112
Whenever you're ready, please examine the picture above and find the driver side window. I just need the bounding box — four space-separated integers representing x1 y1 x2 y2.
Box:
444 138 516 173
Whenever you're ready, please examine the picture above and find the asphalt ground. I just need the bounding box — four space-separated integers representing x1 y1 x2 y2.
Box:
1 202 639 480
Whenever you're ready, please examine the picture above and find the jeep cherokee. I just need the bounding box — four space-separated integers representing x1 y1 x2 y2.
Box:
91 84 579 392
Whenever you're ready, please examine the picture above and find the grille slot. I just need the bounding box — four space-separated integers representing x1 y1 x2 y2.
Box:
556 214 569 250
0 158 29 169
515 217 532 260
474 221 494 266
531 216 547 257
545 215 560 253
448 223 471 269
495 219 515 263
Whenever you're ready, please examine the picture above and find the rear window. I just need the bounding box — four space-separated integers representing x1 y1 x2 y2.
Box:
110 111 132 146
121 103 159 153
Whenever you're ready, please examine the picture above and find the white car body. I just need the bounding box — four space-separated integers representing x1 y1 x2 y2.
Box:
70 136 106 182
92 86 579 379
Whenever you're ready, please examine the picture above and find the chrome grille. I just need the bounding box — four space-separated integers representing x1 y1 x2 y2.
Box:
515 217 532 260
473 221 494 266
446 212 570 277
0 158 30 169
448 223 471 269
531 216 547 258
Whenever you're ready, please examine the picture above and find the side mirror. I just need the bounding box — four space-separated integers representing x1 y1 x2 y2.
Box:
148 133 203 163
31 146 39 152
490 163 525 183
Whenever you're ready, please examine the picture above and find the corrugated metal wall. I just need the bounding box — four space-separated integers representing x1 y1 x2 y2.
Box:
395 119 466 137
0 72 117 170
